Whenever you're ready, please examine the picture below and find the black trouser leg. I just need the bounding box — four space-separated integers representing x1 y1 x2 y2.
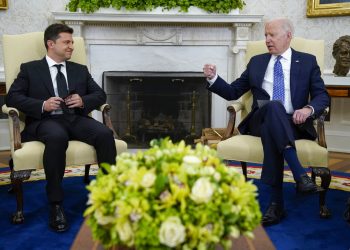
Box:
248 101 295 186
36 118 69 203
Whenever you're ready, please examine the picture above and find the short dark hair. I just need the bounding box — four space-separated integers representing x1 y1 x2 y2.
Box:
44 23 73 50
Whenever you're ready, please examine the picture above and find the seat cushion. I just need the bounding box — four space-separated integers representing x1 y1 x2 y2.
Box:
217 135 328 168
12 139 127 171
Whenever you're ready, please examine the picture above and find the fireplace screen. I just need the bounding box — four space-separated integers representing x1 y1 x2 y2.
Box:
103 72 211 148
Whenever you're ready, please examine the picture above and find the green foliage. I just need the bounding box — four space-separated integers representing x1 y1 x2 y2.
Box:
66 0 245 14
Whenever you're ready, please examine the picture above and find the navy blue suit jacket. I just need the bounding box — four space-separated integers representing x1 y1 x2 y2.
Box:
208 49 330 137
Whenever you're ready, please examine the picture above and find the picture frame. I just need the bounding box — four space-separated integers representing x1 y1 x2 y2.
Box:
307 0 350 17
0 0 8 10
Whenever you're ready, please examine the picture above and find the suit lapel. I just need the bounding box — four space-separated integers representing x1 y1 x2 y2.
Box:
66 61 76 93
255 54 271 99
39 58 55 97
290 49 301 104
256 54 271 89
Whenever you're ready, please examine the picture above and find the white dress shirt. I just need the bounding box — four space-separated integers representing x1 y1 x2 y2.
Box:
46 55 69 97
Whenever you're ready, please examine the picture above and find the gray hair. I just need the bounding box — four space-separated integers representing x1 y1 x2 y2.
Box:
265 18 294 36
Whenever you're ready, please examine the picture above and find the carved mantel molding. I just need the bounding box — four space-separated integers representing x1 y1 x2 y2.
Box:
52 11 263 48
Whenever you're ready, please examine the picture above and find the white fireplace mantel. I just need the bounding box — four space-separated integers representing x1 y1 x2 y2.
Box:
52 11 263 128
52 11 263 25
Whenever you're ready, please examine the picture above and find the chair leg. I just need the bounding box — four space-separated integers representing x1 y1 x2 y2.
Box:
8 159 14 194
240 162 248 180
10 170 32 224
11 178 24 224
311 167 332 218
84 164 91 184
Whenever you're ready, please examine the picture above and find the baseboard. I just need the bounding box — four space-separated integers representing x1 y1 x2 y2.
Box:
0 119 10 151
326 132 350 153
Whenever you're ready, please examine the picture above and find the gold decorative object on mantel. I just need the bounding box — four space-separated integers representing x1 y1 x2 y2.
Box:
307 0 350 17
0 0 8 10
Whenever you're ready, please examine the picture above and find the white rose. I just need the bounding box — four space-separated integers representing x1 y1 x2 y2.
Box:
94 210 115 225
117 221 134 243
159 216 186 247
183 155 201 166
183 155 201 175
141 172 156 188
190 177 214 203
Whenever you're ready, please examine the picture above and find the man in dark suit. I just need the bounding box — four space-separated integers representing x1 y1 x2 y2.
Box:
6 23 117 232
203 18 330 226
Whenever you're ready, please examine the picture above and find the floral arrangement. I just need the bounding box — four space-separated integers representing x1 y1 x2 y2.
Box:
85 138 261 249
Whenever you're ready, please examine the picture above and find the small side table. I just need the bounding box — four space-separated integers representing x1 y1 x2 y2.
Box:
71 219 275 250
324 75 350 98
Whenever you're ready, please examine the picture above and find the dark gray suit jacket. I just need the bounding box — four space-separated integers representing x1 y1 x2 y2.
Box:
6 57 106 133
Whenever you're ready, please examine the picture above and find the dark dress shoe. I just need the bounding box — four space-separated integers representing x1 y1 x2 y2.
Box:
296 173 324 193
49 204 69 232
262 202 286 227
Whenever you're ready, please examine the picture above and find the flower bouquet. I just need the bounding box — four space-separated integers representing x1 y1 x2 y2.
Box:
85 138 261 249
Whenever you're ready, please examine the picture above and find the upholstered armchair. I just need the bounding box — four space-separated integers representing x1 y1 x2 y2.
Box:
216 38 331 218
1 32 127 224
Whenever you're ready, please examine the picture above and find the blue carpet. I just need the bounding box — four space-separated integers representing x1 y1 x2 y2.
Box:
0 176 349 250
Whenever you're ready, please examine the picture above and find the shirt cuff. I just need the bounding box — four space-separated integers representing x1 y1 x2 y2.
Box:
42 101 45 113
305 105 314 116
207 74 218 86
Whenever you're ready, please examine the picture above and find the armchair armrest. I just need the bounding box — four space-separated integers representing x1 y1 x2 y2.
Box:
2 104 20 116
228 101 245 113
2 105 22 150
316 108 328 148
224 101 244 139
98 104 120 139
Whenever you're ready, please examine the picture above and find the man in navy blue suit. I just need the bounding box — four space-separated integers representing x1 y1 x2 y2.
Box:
6 23 117 232
203 18 330 226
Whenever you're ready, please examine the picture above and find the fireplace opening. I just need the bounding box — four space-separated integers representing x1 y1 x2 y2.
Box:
103 71 211 148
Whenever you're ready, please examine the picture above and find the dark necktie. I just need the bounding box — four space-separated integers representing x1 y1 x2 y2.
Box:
54 64 68 98
272 55 285 104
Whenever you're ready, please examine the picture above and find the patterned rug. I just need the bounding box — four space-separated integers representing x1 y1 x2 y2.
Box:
0 165 99 186
1 163 350 192
226 161 350 192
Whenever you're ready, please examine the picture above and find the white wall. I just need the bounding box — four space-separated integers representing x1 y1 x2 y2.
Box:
1 0 350 151
1 0 350 74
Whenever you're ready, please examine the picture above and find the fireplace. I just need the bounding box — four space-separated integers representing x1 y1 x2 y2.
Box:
52 10 263 147
103 71 210 147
